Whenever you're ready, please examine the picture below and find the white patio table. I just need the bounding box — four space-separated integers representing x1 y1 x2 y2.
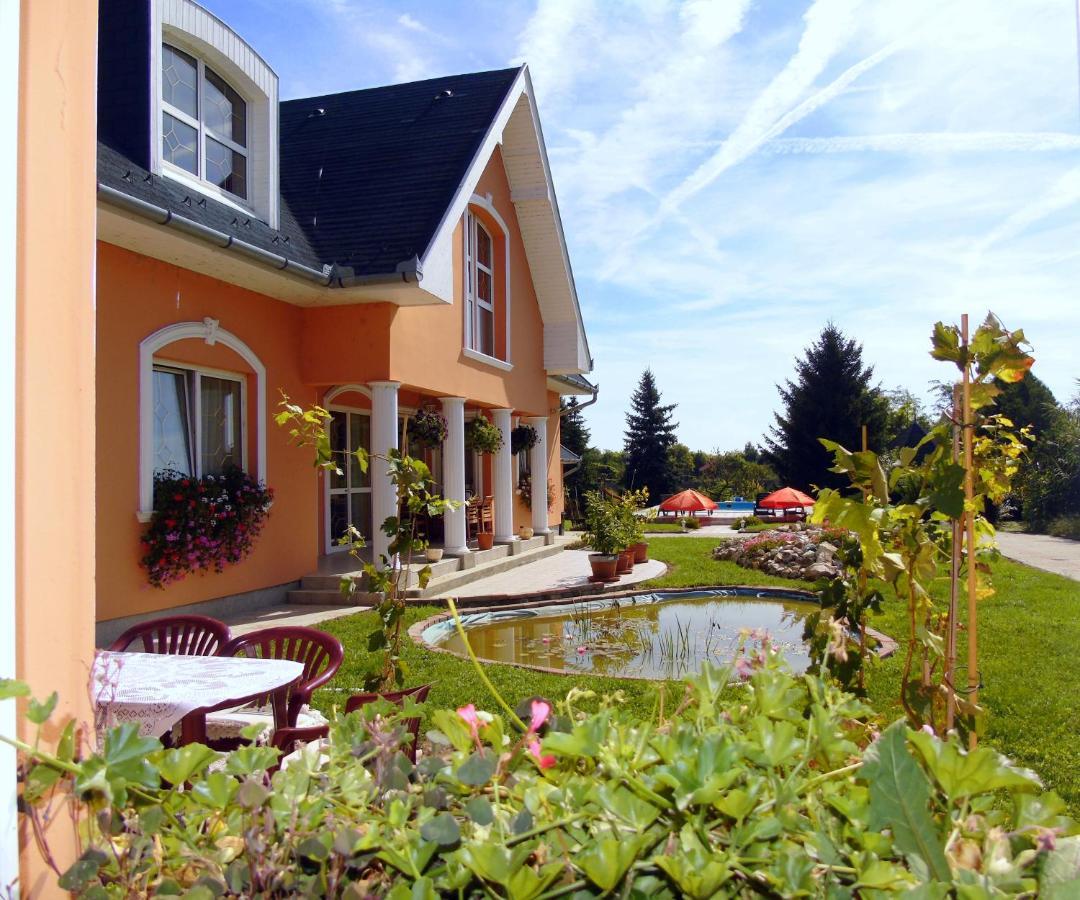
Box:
91 650 304 745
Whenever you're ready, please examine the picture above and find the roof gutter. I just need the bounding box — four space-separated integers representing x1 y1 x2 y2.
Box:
97 184 422 288
556 378 599 413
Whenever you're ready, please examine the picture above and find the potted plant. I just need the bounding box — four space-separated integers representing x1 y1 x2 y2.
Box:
582 490 620 583
618 488 650 563
477 529 494 551
464 416 503 454
407 407 448 450
510 423 539 456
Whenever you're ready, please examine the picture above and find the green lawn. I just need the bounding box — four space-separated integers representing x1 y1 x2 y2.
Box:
641 522 686 533
313 536 1080 812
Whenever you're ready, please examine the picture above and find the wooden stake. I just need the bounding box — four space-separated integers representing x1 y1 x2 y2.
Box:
945 384 961 732
858 424 869 691
961 314 978 749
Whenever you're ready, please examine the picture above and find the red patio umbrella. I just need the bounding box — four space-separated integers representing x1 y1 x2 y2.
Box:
659 489 717 514
758 487 816 509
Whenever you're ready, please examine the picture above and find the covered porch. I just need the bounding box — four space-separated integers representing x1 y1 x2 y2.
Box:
319 381 555 569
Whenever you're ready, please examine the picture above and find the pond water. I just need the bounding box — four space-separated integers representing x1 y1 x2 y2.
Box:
424 589 821 681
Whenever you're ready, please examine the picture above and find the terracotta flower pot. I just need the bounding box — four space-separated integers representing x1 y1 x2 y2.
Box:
616 549 634 575
588 553 619 583
477 532 494 551
631 542 649 564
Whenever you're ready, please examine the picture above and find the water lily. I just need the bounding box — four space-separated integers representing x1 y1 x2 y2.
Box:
527 739 556 770
576 646 588 654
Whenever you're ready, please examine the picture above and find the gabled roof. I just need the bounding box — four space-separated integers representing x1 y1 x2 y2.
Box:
96 57 591 372
278 69 520 277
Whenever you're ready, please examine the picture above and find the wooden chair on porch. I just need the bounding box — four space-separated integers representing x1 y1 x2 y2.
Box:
480 496 494 534
466 498 481 541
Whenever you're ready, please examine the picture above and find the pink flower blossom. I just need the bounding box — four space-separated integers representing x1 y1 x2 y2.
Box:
528 699 551 734
921 724 935 736
734 655 757 680
1035 828 1057 852
457 704 480 740
576 646 588 654
527 739 556 770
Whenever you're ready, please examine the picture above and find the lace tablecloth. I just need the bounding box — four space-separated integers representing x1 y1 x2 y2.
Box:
91 650 304 739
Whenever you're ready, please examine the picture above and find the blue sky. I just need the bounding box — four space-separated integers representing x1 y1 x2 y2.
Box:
204 0 1080 452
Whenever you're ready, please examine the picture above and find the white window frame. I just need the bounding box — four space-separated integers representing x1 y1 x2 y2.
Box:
462 197 514 370
139 319 266 522
160 40 250 205
151 361 247 483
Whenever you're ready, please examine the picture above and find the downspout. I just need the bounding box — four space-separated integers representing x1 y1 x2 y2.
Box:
97 185 422 288
558 383 598 480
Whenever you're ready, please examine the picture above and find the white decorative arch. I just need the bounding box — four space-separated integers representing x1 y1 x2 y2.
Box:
465 193 513 369
323 383 372 406
138 318 267 520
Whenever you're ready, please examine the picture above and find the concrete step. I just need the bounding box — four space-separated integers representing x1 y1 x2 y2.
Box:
290 534 563 605
407 540 564 599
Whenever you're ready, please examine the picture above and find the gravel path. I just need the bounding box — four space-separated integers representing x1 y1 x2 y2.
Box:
994 531 1080 582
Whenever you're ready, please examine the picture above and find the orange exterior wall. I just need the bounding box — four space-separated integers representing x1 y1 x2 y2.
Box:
389 147 548 416
96 244 322 622
16 0 98 892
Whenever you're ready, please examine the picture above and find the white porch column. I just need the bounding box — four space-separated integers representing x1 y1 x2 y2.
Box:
441 397 468 554
369 381 400 567
527 416 550 534
492 409 515 543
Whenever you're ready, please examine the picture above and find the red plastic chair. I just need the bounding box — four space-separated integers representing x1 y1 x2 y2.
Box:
219 627 344 730
107 615 231 656
345 684 432 762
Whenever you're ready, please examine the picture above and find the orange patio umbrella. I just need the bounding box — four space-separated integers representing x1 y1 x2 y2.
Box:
758 487 816 509
659 489 717 514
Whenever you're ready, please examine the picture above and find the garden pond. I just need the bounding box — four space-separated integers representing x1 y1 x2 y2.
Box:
421 588 821 680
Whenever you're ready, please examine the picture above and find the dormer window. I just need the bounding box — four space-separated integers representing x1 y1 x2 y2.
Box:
161 42 248 200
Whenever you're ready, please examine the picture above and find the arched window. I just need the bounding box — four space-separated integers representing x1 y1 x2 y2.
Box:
465 212 495 356
138 319 266 521
463 195 512 368
161 42 248 200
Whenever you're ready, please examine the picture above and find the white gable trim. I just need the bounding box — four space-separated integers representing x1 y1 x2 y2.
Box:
138 319 267 520
419 66 591 376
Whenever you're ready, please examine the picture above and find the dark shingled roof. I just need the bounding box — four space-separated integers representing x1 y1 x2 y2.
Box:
279 68 520 276
97 67 522 279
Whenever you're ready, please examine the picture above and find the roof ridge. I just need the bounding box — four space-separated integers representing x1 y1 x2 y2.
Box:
281 65 523 106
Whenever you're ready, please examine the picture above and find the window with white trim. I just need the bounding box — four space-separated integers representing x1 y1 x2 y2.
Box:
465 210 496 357
161 42 248 201
152 363 245 483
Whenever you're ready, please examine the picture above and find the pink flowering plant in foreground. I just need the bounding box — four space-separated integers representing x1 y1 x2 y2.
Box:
140 467 273 587
4 603 1079 897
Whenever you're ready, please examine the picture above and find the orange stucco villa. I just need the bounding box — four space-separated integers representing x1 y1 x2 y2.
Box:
6 0 594 889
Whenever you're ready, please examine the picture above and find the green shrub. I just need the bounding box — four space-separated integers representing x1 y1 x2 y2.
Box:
1046 514 1080 540
7 649 1078 897
733 515 763 530
680 515 702 529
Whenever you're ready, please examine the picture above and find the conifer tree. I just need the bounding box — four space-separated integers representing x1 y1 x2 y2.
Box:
623 369 678 502
763 324 887 492
560 398 591 458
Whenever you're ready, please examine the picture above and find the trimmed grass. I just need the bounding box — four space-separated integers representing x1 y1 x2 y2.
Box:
313 536 1080 812
641 522 686 533
741 522 788 533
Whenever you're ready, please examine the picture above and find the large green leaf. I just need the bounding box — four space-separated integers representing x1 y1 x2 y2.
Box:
861 721 950 883
908 730 1041 800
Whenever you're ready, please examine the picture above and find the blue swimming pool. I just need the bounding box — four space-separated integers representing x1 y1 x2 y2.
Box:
714 499 756 511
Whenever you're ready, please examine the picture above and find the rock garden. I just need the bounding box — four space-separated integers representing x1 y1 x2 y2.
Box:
712 523 845 581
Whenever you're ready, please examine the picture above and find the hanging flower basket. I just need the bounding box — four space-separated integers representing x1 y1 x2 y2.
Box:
140 468 273 588
408 408 448 449
511 423 539 456
464 416 503 454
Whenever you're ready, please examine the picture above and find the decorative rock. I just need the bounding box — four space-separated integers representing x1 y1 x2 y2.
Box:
713 525 846 582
